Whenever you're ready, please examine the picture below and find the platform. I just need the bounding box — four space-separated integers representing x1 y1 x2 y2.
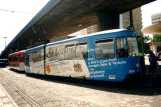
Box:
0 84 18 107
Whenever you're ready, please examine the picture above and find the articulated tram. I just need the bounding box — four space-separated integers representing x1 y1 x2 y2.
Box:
23 29 142 82
8 50 25 71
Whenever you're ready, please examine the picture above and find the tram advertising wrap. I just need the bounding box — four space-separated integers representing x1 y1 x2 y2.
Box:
45 43 90 77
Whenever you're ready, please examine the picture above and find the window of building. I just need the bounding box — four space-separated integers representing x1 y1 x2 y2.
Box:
95 38 114 58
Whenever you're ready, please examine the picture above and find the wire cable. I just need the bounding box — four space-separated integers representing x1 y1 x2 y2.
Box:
0 8 36 14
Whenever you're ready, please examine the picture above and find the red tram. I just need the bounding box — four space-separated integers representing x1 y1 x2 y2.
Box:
8 50 25 71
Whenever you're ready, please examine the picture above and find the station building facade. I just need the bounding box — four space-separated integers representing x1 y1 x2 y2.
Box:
152 12 161 24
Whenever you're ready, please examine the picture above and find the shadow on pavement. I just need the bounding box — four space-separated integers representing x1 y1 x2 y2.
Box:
25 73 161 96
9 68 26 74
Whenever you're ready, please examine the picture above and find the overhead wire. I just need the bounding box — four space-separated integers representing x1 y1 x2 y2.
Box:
0 8 70 15
0 8 36 14
0 0 87 15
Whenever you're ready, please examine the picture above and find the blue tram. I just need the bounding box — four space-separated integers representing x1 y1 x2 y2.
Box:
24 29 142 82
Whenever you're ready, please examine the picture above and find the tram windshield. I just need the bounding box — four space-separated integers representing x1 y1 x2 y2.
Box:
127 37 140 56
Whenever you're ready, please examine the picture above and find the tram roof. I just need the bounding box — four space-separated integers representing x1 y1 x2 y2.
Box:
46 29 134 46
8 50 25 56
25 29 133 51
1 0 156 58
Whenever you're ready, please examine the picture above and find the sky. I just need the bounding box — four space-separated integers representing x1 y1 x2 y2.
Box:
0 0 49 54
0 0 161 54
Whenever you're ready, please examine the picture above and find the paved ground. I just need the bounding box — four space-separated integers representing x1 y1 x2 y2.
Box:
0 67 161 107
0 84 18 107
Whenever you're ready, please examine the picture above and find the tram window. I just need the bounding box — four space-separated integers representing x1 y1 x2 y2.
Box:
76 43 88 59
46 46 64 61
32 51 42 62
32 51 37 62
13 56 18 62
56 46 65 60
8 57 12 61
30 51 42 63
65 44 75 59
127 37 139 56
25 54 29 62
116 37 128 58
95 38 114 58
13 57 15 62
19 55 24 62
47 47 57 61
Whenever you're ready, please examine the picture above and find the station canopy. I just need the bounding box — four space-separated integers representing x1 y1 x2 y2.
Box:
0 0 156 58
141 22 161 34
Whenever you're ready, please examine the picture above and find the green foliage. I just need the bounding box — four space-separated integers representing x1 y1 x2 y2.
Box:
143 35 151 42
137 35 150 54
144 43 150 54
136 34 161 54
152 34 161 42
143 35 151 54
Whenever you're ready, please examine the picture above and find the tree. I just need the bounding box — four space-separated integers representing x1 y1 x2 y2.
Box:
152 34 161 42
143 35 151 43
143 35 151 54
137 35 151 54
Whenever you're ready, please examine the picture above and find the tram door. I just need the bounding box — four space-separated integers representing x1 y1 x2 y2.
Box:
75 39 90 78
25 53 30 73
115 37 129 79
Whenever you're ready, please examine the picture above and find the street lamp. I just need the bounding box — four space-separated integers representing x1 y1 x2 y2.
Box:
3 37 7 48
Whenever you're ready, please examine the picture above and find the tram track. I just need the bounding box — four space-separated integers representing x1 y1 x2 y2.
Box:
0 71 42 107
0 68 88 107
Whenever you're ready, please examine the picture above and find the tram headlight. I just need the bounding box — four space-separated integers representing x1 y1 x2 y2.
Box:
136 63 139 68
